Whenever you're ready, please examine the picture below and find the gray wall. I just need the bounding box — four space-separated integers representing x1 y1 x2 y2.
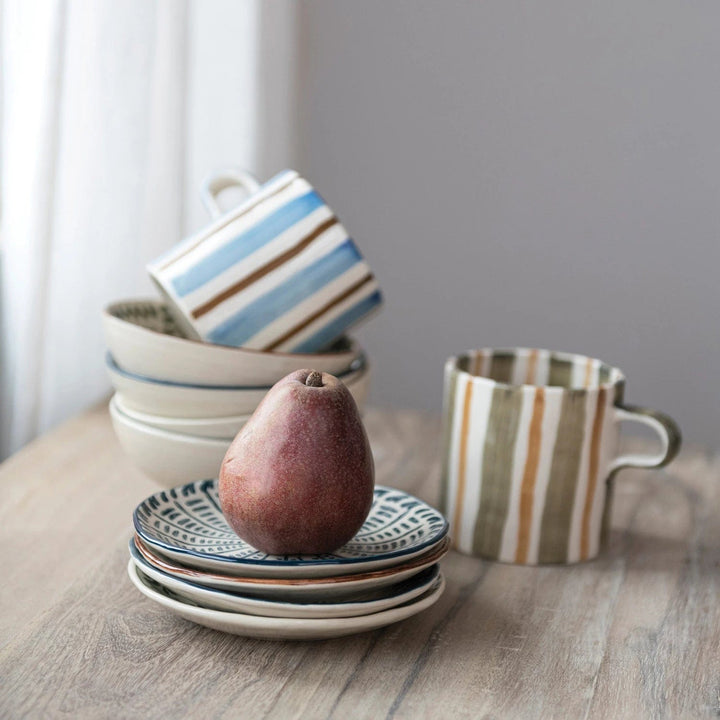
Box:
295 1 720 451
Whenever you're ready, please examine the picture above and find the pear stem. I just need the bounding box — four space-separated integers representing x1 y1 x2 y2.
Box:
305 370 323 387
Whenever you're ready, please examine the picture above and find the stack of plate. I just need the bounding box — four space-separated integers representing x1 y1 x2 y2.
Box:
128 480 449 640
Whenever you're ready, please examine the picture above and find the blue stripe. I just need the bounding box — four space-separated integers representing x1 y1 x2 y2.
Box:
171 190 325 297
207 240 364 347
291 290 383 352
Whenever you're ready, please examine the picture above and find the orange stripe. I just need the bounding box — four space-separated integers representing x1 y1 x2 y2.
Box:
525 349 539 385
583 357 594 388
452 379 474 547
581 388 606 559
515 387 545 563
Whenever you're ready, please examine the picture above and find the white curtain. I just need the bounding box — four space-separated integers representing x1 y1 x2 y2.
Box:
0 0 297 458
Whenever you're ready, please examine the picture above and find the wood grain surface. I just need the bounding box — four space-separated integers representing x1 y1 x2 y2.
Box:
0 404 718 719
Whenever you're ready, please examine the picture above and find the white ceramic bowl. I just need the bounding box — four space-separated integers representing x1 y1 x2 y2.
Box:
109 397 230 486
113 394 250 439
106 353 370 418
103 299 361 386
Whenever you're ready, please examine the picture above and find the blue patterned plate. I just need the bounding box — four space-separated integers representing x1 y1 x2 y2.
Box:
133 480 448 578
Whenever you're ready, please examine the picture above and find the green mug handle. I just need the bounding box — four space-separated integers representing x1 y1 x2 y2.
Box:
608 404 682 474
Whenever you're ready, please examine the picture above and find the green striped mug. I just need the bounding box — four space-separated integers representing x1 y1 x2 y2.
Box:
440 348 681 565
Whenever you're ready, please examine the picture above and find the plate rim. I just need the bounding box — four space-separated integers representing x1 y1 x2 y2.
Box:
127 558 446 632
133 481 449 569
133 534 450 587
149 535 448 578
129 540 441 616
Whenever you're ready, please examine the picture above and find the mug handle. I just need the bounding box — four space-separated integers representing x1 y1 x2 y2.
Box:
608 404 682 473
200 168 261 219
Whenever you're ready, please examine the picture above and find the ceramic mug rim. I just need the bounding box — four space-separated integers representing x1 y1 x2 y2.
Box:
448 347 627 394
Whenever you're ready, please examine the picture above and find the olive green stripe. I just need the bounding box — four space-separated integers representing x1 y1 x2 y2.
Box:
439 368 459 517
489 352 515 384
472 386 523 558
538 391 588 563
547 359 573 388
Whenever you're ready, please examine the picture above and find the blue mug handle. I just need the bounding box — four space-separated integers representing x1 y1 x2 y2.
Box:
200 168 261 219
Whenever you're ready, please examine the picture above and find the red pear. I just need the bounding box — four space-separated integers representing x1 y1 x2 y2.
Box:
218 369 374 555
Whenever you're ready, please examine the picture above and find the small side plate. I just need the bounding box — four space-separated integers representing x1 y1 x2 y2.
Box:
129 539 441 619
127 560 446 640
133 535 450 601
134 480 448 578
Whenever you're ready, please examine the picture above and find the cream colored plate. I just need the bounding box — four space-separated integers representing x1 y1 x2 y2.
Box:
130 539 441 618
128 560 445 640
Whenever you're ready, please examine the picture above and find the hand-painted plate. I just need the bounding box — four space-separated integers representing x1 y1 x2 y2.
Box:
127 560 445 640
129 539 441 619
132 535 449 601
133 480 448 578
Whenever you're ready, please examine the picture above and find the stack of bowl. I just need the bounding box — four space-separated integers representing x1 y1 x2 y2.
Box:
128 480 449 640
103 299 370 487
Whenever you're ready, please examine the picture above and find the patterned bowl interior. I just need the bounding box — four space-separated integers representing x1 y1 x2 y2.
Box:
133 480 448 567
108 300 355 353
112 301 187 337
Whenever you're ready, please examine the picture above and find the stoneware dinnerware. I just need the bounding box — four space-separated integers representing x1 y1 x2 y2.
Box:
103 299 361 386
133 479 449 577
128 560 445 640
113 394 250 439
441 347 681 565
129 541 441 619
133 535 450 600
109 397 230 486
105 352 370 418
147 169 383 353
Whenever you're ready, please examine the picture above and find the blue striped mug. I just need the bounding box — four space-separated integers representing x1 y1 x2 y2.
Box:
148 169 382 352
440 348 681 564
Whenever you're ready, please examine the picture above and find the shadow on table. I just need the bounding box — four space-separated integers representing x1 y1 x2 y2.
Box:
601 527 720 575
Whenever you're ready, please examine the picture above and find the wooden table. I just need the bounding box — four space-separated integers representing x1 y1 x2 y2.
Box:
1 405 718 719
